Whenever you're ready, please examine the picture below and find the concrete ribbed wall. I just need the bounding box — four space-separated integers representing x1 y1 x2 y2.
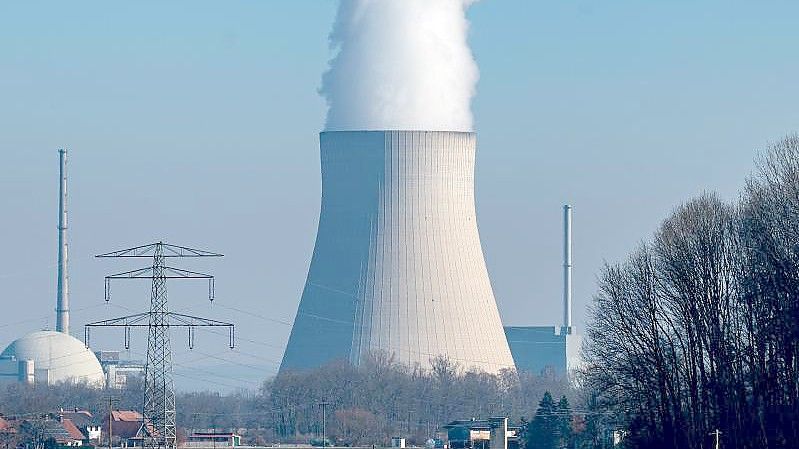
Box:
280 131 515 374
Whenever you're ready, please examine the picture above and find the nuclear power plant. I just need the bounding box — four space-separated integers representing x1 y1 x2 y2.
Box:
0 145 582 387
280 131 516 374
0 150 105 386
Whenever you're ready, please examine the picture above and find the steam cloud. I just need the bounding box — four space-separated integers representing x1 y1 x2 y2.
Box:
321 0 480 132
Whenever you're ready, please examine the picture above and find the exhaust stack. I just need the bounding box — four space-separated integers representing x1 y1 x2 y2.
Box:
56 149 69 335
563 204 572 330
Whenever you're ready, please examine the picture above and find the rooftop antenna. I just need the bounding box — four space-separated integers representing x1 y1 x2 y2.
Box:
56 149 70 335
85 242 235 449
563 204 573 330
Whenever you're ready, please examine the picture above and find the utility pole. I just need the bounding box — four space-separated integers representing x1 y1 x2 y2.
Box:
212 414 217 449
86 243 235 449
319 401 330 448
709 429 722 449
108 397 119 449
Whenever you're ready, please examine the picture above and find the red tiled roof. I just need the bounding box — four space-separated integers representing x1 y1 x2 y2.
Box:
61 411 94 428
102 411 157 440
0 417 17 434
62 419 86 441
110 411 143 422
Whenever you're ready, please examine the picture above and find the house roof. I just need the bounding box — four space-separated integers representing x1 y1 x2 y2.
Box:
40 419 85 443
443 419 522 432
61 411 94 428
62 419 87 441
102 411 157 440
110 411 142 422
0 417 16 433
444 420 490 430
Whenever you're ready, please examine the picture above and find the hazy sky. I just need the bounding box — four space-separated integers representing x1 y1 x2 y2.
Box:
1 1 797 391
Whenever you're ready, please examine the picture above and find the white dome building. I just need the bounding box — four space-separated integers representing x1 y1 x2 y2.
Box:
1 331 105 386
0 151 106 388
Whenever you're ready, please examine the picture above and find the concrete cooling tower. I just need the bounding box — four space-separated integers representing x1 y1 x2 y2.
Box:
280 130 516 374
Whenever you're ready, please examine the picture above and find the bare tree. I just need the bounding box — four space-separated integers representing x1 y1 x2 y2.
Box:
582 134 799 449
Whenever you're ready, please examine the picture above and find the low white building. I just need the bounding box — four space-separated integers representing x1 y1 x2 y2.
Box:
0 357 33 384
184 431 242 447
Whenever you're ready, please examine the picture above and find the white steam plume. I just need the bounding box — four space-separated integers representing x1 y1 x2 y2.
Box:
321 0 480 132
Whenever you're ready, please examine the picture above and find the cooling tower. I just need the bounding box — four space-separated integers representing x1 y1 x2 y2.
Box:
280 130 515 374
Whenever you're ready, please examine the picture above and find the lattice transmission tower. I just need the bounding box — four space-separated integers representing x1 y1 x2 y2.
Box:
85 242 235 449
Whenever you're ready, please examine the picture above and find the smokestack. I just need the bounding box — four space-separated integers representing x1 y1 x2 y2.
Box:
563 204 572 330
56 149 69 335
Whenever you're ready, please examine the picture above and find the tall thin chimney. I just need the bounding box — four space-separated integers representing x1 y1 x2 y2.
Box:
56 149 69 335
563 204 572 330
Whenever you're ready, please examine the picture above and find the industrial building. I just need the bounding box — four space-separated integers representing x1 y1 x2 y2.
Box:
444 418 520 449
0 331 105 385
0 150 105 387
503 326 581 376
95 350 145 389
504 206 583 377
281 131 516 374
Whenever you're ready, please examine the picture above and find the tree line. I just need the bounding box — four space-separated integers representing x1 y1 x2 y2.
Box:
582 134 799 449
261 354 572 446
0 355 573 447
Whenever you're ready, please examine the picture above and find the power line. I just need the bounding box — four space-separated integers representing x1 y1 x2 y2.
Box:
214 304 292 326
0 305 94 330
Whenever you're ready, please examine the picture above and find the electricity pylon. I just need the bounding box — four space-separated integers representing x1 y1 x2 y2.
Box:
86 242 235 449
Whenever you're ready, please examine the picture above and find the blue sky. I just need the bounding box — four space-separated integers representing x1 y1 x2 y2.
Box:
1 1 797 391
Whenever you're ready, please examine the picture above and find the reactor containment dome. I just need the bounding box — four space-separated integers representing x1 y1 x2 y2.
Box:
280 130 516 375
1 330 105 386
0 150 105 387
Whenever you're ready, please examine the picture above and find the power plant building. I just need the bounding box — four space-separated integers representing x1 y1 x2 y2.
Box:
503 326 581 376
281 131 516 374
504 206 583 377
0 150 105 387
95 350 145 389
0 331 105 386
